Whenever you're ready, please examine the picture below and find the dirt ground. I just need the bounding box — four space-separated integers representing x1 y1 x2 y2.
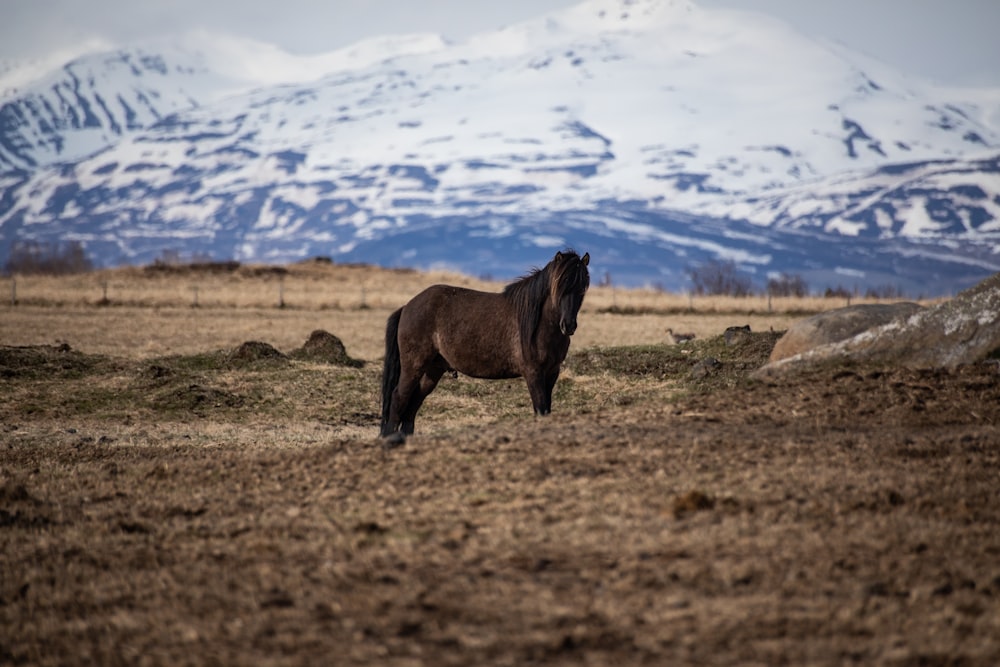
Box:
2 319 1000 665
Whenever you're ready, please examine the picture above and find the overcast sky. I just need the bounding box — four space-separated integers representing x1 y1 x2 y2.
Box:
3 0 998 86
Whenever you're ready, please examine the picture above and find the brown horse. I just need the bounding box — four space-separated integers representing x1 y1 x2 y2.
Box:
380 250 590 437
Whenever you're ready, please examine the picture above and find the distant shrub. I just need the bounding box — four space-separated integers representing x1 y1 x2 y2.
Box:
865 284 907 299
824 285 854 300
686 259 754 297
4 240 94 275
152 248 216 267
767 273 809 297
145 260 242 275
154 248 184 266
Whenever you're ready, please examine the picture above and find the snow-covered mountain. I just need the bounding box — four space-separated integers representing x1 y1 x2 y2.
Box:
1 0 998 295
0 30 447 170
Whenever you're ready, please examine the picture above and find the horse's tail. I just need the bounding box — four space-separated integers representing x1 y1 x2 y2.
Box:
380 307 403 435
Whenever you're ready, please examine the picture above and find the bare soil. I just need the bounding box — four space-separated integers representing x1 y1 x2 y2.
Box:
2 323 1000 665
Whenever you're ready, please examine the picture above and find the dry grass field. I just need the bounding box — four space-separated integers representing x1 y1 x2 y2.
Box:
2 261 998 666
1 260 886 361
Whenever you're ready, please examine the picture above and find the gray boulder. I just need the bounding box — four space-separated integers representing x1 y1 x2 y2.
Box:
769 303 923 363
757 273 1000 378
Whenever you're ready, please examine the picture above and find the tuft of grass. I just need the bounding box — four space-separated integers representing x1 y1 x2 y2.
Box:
568 344 684 379
567 331 782 393
149 383 247 414
159 350 232 372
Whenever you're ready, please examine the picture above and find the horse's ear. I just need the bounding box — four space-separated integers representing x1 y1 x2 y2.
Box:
554 251 564 261
582 252 590 266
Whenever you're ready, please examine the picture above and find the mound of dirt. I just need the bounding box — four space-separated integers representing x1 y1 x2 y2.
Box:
569 331 782 392
290 330 364 367
151 383 246 412
0 344 109 379
227 341 288 366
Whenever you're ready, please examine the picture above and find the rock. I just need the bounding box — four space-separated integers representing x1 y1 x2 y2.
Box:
724 325 752 346
756 273 1000 378
769 303 923 362
690 357 720 379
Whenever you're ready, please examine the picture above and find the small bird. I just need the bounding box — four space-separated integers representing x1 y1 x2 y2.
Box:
667 327 696 344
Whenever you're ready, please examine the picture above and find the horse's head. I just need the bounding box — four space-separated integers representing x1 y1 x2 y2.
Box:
550 250 590 336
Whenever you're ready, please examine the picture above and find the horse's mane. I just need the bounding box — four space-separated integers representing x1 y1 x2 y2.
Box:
502 250 589 358
503 264 551 357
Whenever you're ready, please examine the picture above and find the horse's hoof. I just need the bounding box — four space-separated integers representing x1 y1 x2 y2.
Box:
380 431 407 450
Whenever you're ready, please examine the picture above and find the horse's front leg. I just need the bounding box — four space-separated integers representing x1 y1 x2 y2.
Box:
544 367 560 410
524 368 553 416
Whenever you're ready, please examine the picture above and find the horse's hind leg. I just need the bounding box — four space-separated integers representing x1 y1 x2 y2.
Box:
387 371 420 435
401 367 445 434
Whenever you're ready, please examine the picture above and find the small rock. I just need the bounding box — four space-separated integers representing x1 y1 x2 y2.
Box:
672 490 715 518
724 324 752 346
690 357 720 379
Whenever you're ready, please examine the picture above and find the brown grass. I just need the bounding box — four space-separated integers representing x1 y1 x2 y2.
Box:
1 261 926 361
5 259 927 312
2 262 996 667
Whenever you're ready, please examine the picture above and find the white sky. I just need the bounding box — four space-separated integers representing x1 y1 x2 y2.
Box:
2 0 999 86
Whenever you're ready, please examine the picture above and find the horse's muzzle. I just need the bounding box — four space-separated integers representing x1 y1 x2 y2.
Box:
560 320 577 336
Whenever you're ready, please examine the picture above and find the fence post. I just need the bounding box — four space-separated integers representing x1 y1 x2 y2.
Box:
10 277 15 306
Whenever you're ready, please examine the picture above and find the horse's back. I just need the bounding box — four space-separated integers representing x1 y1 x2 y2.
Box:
398 284 520 378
